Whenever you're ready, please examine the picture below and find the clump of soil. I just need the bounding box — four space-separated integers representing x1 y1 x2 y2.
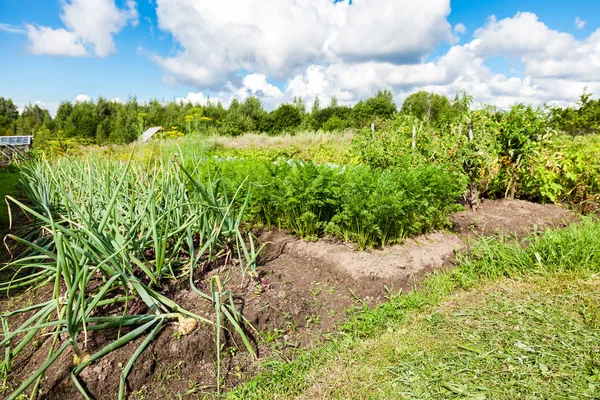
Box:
0 200 576 399
451 199 575 238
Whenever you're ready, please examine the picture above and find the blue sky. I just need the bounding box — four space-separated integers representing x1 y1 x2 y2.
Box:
0 0 599 114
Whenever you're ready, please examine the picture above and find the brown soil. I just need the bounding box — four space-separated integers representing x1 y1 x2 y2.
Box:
0 200 576 400
451 199 575 238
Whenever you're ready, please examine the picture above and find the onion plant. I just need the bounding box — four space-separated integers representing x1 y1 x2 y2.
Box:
0 151 260 399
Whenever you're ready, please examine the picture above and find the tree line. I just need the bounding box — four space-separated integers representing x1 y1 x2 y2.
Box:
0 89 598 148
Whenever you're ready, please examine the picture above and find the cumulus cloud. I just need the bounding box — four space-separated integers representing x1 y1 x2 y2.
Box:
453 23 467 35
227 73 284 109
575 17 586 30
74 94 92 103
26 26 87 57
175 73 285 110
283 12 600 109
26 0 138 57
471 13 574 58
174 92 217 106
151 0 455 87
150 1 600 110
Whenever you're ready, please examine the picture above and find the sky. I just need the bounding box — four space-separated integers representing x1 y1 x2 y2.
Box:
0 0 599 116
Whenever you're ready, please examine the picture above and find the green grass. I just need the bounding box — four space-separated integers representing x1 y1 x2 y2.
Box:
227 217 600 399
0 168 20 226
291 276 600 399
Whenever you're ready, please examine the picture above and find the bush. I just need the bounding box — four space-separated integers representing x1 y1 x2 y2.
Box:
269 104 302 134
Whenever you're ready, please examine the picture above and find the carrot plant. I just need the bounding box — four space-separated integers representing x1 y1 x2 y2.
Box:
191 158 465 248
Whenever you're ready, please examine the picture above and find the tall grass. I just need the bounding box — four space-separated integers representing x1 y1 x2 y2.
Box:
0 151 260 399
0 166 20 227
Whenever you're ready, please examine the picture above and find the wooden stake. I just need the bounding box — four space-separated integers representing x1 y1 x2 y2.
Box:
468 121 473 141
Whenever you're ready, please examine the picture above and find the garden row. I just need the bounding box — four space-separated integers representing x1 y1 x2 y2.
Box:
0 149 464 398
206 107 600 213
1 155 260 399
193 157 465 249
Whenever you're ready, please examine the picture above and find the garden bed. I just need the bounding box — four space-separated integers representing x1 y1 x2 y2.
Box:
0 200 574 399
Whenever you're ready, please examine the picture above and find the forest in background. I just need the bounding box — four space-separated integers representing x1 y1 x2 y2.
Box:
0 89 599 150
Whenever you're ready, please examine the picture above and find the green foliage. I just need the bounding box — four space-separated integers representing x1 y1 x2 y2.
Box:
550 90 600 136
14 103 51 136
497 104 550 199
321 115 345 132
515 135 600 211
1 155 260 399
269 104 302 134
34 127 90 158
196 158 465 248
401 91 470 128
0 97 19 135
350 105 594 207
0 166 20 226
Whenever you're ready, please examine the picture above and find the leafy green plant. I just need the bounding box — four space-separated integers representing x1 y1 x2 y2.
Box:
498 105 550 200
0 152 261 399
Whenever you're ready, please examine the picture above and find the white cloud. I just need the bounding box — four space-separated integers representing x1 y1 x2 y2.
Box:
283 12 600 109
26 26 87 57
471 13 574 58
175 74 284 110
575 17 586 30
110 97 122 103
26 0 138 57
175 92 212 106
151 0 455 87
453 23 467 35
231 73 284 106
0 23 27 34
74 94 92 103
20 3 599 112
149 3 600 110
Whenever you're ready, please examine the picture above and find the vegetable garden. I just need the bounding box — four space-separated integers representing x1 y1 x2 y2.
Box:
1 101 599 399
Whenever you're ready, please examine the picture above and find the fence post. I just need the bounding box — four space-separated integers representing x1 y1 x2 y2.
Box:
468 121 473 141
412 125 417 150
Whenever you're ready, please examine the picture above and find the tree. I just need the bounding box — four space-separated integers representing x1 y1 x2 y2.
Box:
54 101 74 132
352 89 397 127
95 98 118 144
322 115 345 132
221 100 255 136
110 99 139 144
270 104 302 134
550 90 600 136
0 97 19 135
64 101 98 140
15 103 51 136
401 91 452 127
240 97 268 132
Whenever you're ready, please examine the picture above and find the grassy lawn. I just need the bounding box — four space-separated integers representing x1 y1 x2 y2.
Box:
0 168 20 226
229 218 600 399
295 276 600 399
